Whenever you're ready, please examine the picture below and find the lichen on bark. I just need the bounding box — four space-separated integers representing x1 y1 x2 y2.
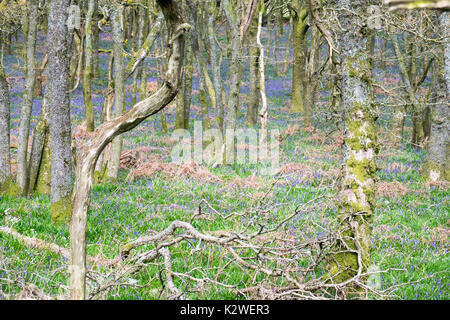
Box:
325 0 378 289
50 195 72 224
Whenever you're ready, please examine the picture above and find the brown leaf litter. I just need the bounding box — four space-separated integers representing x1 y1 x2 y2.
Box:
127 160 222 183
376 181 409 197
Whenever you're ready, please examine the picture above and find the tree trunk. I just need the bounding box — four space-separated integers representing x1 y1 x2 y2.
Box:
257 2 268 146
392 104 406 146
290 3 308 114
325 0 377 290
222 0 242 163
303 21 321 128
187 0 216 115
106 3 126 182
95 53 115 183
83 0 95 132
34 54 48 97
28 99 49 194
47 0 73 223
392 33 426 148
16 0 38 195
207 0 224 132
0 61 15 194
183 36 193 130
246 9 260 126
423 12 449 181
199 73 211 131
92 0 100 77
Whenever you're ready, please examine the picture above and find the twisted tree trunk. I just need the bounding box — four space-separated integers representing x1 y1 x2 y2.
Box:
69 0 190 299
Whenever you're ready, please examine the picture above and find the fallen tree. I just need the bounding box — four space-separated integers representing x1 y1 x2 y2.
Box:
2 195 407 300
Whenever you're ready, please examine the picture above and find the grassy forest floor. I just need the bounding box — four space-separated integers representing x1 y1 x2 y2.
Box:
0 27 448 300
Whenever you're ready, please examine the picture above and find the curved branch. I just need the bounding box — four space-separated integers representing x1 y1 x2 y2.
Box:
69 0 190 300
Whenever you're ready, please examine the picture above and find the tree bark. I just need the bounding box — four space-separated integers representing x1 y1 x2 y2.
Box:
326 0 377 289
0 60 13 194
246 7 260 126
290 2 308 114
16 0 38 195
207 0 224 132
28 98 49 194
183 35 193 130
257 2 267 146
107 3 126 182
47 0 74 223
303 19 321 128
222 0 242 163
83 0 95 132
423 12 449 181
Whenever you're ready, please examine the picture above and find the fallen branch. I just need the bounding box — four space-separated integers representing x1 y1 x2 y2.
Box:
0 226 118 268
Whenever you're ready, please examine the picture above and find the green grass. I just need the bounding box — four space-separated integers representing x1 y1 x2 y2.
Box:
1 125 448 300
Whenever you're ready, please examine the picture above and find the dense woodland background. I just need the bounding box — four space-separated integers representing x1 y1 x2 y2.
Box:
0 0 448 300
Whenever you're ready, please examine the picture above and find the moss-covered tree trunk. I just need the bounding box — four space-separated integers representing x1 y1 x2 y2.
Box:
222 0 242 163
207 0 224 132
183 35 193 130
92 0 100 78
94 53 115 182
16 0 38 195
199 73 211 131
326 0 378 289
303 21 320 128
47 0 73 222
290 2 308 114
83 0 95 132
408 39 425 147
28 98 49 194
187 0 216 116
135 6 147 103
392 104 406 146
34 54 47 97
246 7 260 126
392 32 427 148
0 60 15 194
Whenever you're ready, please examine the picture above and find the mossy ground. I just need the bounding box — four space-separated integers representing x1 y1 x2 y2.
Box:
49 196 72 224
1 125 448 299
0 178 21 197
